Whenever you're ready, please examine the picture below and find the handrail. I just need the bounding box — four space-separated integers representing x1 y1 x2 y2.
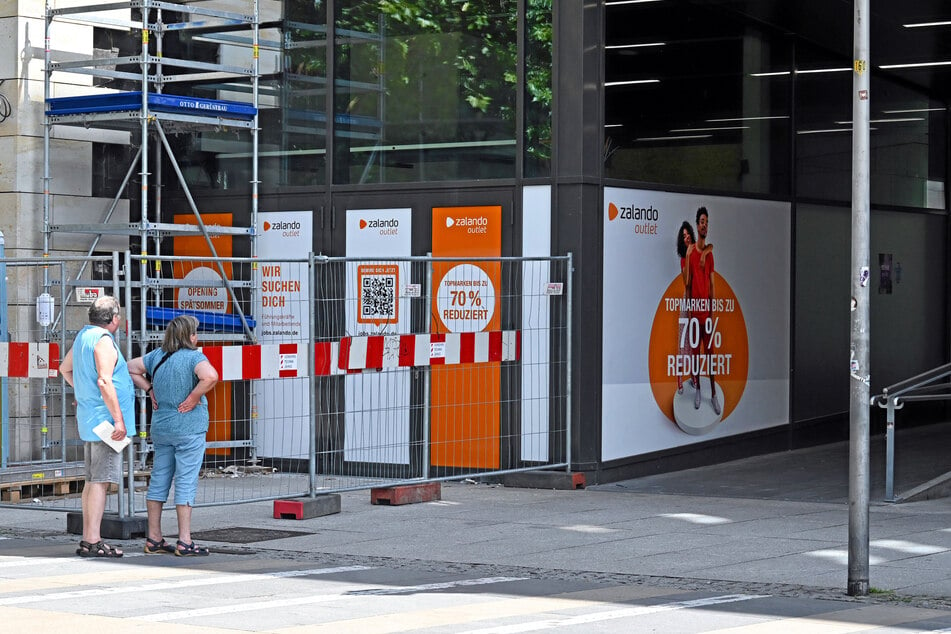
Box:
872 363 951 501
871 362 951 407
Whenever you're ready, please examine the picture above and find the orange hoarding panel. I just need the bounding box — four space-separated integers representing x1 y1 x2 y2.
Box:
173 213 233 455
430 206 502 469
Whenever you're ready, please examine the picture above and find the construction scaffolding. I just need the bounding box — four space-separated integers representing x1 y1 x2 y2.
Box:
42 0 261 466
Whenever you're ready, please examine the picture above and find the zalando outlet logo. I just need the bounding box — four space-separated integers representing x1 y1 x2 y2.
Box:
360 217 400 235
360 218 399 230
262 219 302 237
263 220 302 231
446 215 489 234
607 202 659 235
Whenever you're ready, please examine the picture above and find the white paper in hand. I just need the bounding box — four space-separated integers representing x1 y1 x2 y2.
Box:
92 421 131 453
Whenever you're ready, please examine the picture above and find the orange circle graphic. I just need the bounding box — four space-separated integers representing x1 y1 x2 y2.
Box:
648 273 748 423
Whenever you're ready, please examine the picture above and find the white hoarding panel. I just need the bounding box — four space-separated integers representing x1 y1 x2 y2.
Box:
255 211 312 460
345 208 412 464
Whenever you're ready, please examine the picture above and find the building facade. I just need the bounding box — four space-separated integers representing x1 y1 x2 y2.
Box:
3 1 947 481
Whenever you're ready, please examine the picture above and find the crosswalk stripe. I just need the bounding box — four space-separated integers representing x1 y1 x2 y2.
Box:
269 584 679 634
139 576 528 623
702 603 950 632
0 604 237 634
457 594 768 633
0 565 371 606
347 576 527 596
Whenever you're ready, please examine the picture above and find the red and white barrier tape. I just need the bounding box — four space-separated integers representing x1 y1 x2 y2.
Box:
338 331 520 371
199 330 520 380
3 333 522 381
0 343 60 378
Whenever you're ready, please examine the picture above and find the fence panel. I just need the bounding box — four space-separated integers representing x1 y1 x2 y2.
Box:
0 253 125 511
307 254 572 491
2 252 572 511
137 255 312 507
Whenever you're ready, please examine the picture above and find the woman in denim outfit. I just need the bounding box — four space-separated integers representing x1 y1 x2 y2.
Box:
129 315 218 556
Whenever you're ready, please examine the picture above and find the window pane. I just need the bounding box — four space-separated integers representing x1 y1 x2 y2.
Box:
603 2 791 196
525 0 552 178
267 0 329 187
334 1 518 184
796 56 946 208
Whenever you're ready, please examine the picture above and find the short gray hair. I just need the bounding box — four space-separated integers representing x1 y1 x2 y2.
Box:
88 295 120 327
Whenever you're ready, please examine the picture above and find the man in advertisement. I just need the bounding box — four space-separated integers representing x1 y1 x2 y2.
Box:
686 206 720 415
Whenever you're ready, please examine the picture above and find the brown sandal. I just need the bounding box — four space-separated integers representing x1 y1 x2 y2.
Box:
144 537 176 555
175 540 209 557
76 540 123 558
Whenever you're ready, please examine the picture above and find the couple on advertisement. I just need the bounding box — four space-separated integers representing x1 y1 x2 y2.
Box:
676 206 720 416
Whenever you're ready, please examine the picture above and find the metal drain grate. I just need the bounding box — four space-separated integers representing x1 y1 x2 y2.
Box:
189 527 313 544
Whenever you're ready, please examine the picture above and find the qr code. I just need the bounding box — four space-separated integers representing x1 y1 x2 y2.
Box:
360 275 397 324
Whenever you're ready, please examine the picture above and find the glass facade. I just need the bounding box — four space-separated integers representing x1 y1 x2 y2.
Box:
88 2 945 207
602 1 946 209
603 2 791 196
332 1 519 184
795 58 947 208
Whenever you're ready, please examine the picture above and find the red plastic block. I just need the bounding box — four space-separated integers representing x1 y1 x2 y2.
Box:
570 472 587 489
272 495 341 520
273 499 306 519
370 482 441 506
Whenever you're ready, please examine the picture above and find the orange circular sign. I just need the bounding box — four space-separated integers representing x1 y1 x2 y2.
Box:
648 273 748 427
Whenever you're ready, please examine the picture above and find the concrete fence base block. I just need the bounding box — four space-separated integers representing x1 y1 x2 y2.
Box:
66 511 148 540
370 482 441 505
273 494 341 520
502 471 586 490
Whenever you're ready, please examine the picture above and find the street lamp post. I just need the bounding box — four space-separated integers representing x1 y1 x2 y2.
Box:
848 0 871 598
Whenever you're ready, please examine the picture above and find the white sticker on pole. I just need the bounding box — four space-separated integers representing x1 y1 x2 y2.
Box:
75 287 104 304
436 263 496 333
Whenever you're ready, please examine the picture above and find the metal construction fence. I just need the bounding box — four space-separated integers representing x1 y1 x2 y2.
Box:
0 251 572 514
0 251 132 512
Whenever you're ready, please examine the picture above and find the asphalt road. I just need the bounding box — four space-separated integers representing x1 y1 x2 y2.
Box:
3 533 951 633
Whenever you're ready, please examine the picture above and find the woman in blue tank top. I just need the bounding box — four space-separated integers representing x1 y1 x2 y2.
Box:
128 315 219 556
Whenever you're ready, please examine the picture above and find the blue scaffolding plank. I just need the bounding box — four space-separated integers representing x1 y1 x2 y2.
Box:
46 91 257 121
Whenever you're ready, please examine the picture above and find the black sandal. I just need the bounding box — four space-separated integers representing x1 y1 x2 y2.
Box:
76 540 123 558
175 540 209 557
144 537 176 555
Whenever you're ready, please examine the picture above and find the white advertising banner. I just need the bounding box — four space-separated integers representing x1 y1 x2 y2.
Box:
345 208 413 464
601 188 791 461
521 186 551 462
254 211 312 459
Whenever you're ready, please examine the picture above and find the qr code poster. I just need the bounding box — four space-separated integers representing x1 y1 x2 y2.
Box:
357 264 399 325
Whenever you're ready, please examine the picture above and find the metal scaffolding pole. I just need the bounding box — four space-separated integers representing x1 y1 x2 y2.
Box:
848 0 871 598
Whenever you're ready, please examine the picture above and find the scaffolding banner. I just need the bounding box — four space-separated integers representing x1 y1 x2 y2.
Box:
344 208 412 464
601 188 790 460
173 213 234 454
254 211 312 459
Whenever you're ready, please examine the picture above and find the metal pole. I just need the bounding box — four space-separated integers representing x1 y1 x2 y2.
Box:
0 231 7 468
884 401 895 501
848 0 871 598
565 252 573 471
308 255 316 496
423 254 432 479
